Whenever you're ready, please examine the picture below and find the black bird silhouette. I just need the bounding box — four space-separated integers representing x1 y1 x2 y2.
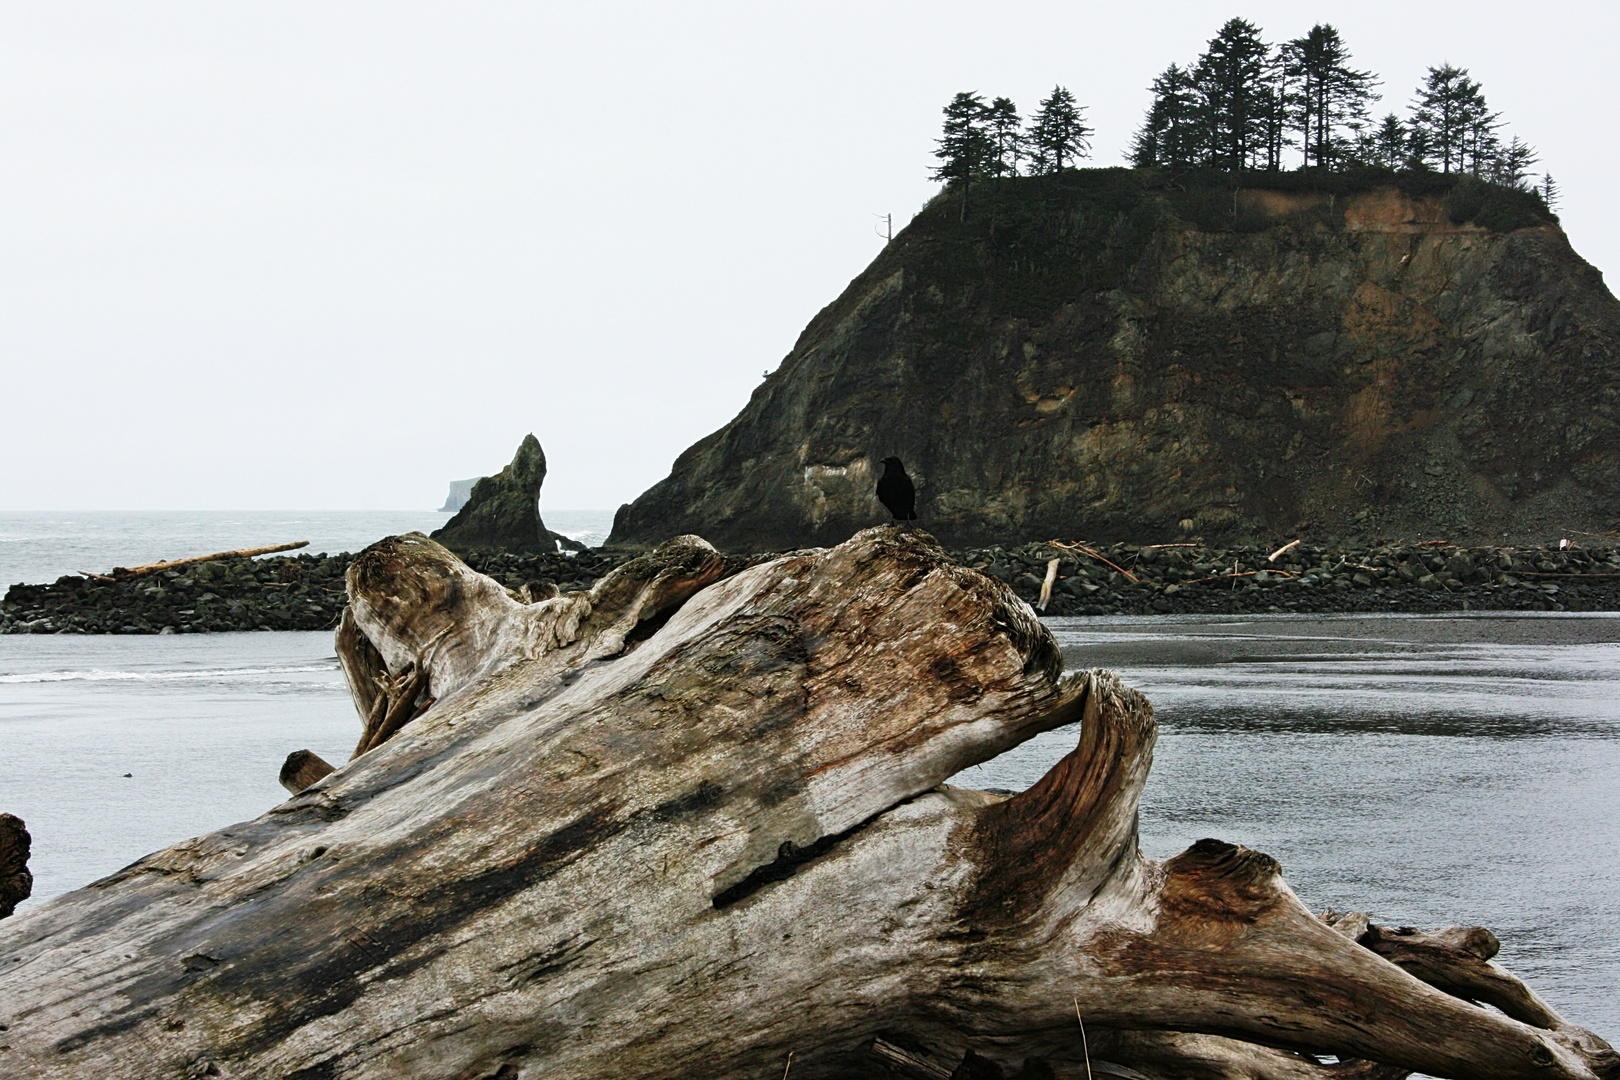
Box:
876 456 918 522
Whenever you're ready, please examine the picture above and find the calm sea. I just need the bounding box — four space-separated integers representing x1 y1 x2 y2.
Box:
0 509 618 587
1 602 1616 1049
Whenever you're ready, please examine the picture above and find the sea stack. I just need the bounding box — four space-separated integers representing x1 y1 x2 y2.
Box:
431 434 555 553
608 172 1620 550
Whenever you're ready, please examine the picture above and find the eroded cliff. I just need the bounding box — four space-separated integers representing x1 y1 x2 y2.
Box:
610 171 1620 550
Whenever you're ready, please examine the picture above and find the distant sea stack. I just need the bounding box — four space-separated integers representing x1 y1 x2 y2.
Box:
431 435 556 553
439 478 482 513
608 170 1620 550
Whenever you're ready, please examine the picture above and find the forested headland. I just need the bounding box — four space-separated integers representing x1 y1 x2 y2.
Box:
932 16 1556 216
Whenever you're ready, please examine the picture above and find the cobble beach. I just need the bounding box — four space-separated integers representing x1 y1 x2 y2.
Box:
5 535 1617 633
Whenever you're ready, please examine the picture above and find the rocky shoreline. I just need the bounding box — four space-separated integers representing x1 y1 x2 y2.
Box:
4 536 1618 635
0 549 628 635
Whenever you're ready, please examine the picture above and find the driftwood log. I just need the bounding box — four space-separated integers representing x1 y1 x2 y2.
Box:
0 527 1614 1080
0 813 30 919
82 540 311 582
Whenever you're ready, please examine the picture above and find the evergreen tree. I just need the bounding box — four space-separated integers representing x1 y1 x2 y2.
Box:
1491 136 1537 188
1362 113 1407 169
1025 86 1092 174
1410 64 1491 173
1193 18 1273 170
1256 51 1290 170
1131 64 1201 167
986 96 1023 179
1542 172 1560 211
931 91 994 219
1463 108 1503 177
1282 24 1378 168
1404 126 1434 171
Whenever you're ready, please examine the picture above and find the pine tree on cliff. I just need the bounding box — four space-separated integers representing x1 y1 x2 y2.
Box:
1131 64 1201 167
1192 17 1272 170
1024 86 1091 174
986 96 1023 179
1255 54 1290 170
1491 136 1538 188
1281 24 1379 169
1360 113 1407 169
1410 63 1492 174
1463 107 1504 178
932 91 994 220
1542 172 1561 211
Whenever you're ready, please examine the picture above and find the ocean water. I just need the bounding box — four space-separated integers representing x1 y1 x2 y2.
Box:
1 612 1616 1052
957 612 1620 1040
0 509 618 587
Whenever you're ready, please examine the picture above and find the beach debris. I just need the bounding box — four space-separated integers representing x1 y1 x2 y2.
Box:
1036 557 1060 611
0 813 30 920
278 750 335 795
1267 538 1302 562
81 541 310 582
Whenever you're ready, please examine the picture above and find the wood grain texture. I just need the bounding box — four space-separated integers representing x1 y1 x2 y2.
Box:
0 526 1611 1080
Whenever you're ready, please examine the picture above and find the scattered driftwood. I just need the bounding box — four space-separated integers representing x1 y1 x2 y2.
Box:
0 527 1614 1080
1036 557 1060 611
0 813 30 919
278 751 335 795
1267 538 1302 562
81 541 310 582
1049 539 1139 581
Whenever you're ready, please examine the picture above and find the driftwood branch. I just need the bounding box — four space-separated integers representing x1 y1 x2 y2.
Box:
0 527 1613 1080
88 541 311 581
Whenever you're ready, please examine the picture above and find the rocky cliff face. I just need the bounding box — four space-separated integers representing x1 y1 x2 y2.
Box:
609 171 1620 550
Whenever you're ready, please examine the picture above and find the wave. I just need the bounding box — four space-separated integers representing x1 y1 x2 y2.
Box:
0 664 337 684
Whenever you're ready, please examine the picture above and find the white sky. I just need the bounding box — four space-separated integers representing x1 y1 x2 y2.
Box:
4 1 1616 511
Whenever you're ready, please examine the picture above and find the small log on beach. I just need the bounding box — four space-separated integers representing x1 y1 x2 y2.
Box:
0 527 1615 1080
277 750 336 795
91 541 310 581
0 813 30 919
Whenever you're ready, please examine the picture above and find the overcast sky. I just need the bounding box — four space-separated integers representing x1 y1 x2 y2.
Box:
4 1 1616 511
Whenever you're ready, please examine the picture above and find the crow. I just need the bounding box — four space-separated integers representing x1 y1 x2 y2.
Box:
876 457 918 522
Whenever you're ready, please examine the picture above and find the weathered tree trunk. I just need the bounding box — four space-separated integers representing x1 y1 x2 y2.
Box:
0 527 1613 1080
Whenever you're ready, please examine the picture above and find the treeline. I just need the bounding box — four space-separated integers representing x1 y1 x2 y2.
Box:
932 17 1557 209
930 86 1093 217
1133 18 1547 194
